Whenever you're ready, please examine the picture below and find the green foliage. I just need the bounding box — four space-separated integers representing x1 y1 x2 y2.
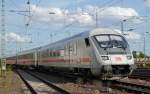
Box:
145 60 150 69
132 51 146 58
132 51 137 58
6 65 12 71
138 52 145 58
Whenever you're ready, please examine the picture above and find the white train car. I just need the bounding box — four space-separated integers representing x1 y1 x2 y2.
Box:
38 28 135 77
6 28 135 78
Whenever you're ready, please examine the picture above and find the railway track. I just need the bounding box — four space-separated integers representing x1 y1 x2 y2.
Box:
27 70 104 94
129 74 150 80
130 68 150 80
34 69 136 94
34 69 133 93
16 69 70 94
107 79 150 93
18 68 150 94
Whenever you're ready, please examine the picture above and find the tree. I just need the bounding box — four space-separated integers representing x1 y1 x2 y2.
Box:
132 51 137 58
138 52 145 58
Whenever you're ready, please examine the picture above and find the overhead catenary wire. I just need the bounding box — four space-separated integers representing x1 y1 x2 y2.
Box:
8 0 20 9
7 0 130 31
7 0 123 34
43 0 136 43
48 0 124 38
6 0 150 52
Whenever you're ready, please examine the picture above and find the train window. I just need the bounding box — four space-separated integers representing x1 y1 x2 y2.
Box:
52 50 56 57
57 51 60 56
65 45 69 56
53 51 59 57
69 44 73 55
60 49 64 56
49 49 53 57
49 50 51 57
47 49 49 56
55 51 58 56
85 38 90 47
64 46 66 56
43 51 47 57
51 51 53 57
73 42 77 55
50 51 52 57
49 51 52 57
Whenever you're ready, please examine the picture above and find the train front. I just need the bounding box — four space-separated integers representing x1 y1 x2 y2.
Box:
90 28 135 78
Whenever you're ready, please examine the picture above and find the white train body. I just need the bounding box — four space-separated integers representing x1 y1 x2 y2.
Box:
6 28 135 78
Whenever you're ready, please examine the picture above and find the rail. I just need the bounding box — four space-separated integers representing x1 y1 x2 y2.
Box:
107 80 150 93
16 70 37 94
25 70 71 94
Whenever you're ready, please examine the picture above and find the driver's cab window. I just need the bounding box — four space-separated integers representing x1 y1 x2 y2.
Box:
95 35 110 48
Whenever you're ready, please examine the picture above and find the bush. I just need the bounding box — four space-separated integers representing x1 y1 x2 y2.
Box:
7 65 12 71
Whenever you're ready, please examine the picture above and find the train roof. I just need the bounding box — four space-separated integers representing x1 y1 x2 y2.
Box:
40 28 121 50
18 48 38 55
90 28 121 36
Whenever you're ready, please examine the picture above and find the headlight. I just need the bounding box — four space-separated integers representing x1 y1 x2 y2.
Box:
127 56 132 60
101 56 109 61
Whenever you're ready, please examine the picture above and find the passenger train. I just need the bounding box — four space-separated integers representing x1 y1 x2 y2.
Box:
6 28 135 78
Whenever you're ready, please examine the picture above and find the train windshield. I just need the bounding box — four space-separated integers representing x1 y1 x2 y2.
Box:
95 35 127 49
94 34 130 54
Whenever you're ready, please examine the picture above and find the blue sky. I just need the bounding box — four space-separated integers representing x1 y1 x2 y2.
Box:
1 0 150 56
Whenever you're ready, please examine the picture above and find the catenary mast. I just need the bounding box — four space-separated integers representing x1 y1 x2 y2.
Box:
1 0 6 76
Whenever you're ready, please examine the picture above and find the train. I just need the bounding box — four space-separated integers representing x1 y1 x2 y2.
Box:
6 28 135 78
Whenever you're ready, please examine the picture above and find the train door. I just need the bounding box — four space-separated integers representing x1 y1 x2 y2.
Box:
68 44 71 64
37 50 41 67
64 44 70 65
69 43 74 64
73 42 77 64
34 51 38 67
64 42 77 66
69 42 77 64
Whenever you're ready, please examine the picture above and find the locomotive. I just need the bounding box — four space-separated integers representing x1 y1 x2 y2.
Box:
6 28 135 78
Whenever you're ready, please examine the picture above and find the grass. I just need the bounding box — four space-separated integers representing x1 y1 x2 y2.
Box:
0 71 13 94
0 66 20 94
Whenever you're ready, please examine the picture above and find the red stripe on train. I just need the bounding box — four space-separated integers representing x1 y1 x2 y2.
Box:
6 57 92 64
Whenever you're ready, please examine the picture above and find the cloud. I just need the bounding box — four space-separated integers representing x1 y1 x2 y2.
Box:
69 12 93 25
31 5 93 26
100 7 138 19
144 0 150 7
76 0 85 3
86 6 139 20
30 5 139 27
124 31 141 40
6 32 32 43
114 29 141 40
